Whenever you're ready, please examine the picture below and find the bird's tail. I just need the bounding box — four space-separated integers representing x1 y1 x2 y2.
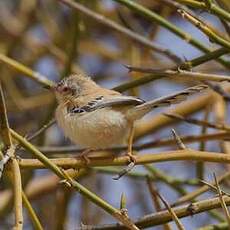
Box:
126 84 208 121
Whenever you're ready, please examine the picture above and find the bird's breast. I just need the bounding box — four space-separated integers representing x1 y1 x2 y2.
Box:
56 105 131 148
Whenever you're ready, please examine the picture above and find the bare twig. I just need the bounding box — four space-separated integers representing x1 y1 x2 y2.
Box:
84 196 230 229
22 191 43 230
0 53 54 88
200 179 230 197
146 179 172 230
18 149 230 169
213 173 230 227
178 9 230 50
57 0 181 63
154 190 185 230
125 66 230 82
164 113 230 132
173 172 230 206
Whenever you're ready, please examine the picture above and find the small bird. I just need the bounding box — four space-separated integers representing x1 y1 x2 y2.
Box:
54 74 207 162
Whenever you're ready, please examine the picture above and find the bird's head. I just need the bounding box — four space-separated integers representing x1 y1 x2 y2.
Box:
53 74 93 103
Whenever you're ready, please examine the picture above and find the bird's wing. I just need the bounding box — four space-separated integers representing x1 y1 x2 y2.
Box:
69 95 145 114
126 84 208 120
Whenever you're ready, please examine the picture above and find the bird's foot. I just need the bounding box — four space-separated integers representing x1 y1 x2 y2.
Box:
78 149 92 165
126 151 137 164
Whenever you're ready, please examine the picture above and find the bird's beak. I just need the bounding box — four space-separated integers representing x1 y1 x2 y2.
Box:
47 84 58 91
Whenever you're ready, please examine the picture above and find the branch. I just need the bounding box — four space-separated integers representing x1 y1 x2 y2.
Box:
175 0 230 22
37 131 230 153
18 149 230 169
0 83 23 229
58 0 180 63
10 129 139 230
0 53 54 88
178 9 230 50
113 0 229 68
125 66 230 82
84 196 230 229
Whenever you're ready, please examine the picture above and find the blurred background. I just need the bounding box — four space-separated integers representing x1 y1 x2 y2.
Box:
0 0 230 229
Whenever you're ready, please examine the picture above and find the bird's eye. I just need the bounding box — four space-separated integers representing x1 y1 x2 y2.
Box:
62 86 69 92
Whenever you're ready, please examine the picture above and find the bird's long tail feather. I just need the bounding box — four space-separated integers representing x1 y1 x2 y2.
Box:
126 84 208 121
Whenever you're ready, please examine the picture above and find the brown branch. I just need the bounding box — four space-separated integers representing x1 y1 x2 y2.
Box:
37 131 230 154
178 9 230 50
154 191 185 230
213 173 230 227
18 149 230 169
125 66 230 82
84 196 230 229
146 179 172 230
0 83 23 229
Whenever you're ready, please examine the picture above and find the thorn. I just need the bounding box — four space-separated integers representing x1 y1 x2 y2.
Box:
171 129 186 150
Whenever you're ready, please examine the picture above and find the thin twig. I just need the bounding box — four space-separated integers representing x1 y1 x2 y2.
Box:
172 171 230 207
200 179 230 197
57 0 181 63
174 0 230 22
0 53 53 88
146 179 172 230
154 190 185 230
37 131 230 154
113 0 230 68
144 165 187 195
27 118 56 142
164 113 230 132
178 9 230 50
22 191 43 230
213 173 230 227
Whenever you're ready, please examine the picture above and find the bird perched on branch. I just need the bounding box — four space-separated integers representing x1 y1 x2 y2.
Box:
54 74 207 162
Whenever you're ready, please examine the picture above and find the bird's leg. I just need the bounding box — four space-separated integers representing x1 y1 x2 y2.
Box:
126 124 136 163
78 148 93 165
113 124 136 180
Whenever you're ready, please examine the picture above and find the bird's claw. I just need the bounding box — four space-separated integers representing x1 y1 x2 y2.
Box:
77 149 92 166
126 152 137 164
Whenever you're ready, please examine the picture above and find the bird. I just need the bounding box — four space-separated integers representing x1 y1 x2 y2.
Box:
53 73 208 162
